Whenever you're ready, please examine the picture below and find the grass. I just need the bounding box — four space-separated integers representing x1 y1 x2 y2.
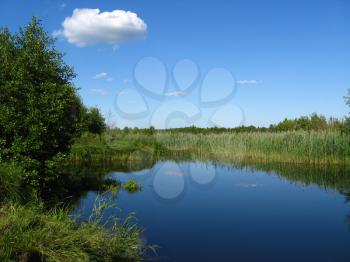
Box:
0 161 152 261
0 200 145 262
0 163 35 204
71 130 350 166
157 131 350 164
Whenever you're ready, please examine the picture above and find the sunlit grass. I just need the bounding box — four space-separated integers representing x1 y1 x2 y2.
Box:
71 130 350 165
0 199 146 262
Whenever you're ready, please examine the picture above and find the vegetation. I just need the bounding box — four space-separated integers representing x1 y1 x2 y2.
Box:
70 128 350 166
82 107 106 135
123 180 142 193
0 18 146 261
0 202 144 262
0 18 84 187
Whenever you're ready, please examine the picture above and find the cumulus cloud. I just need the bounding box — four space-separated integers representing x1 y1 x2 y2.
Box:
55 8 147 47
91 88 109 95
164 91 186 97
237 80 260 85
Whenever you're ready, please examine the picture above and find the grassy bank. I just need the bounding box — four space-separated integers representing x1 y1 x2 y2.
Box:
0 162 145 262
71 130 350 166
0 201 144 262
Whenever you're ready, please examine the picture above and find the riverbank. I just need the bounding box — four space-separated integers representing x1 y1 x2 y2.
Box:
70 130 350 166
0 162 145 262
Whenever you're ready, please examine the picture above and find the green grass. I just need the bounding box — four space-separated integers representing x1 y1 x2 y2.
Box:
71 130 350 166
0 163 35 204
0 161 152 261
158 131 350 164
0 200 145 262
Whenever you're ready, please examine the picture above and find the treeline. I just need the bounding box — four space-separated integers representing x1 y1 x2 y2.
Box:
112 113 350 135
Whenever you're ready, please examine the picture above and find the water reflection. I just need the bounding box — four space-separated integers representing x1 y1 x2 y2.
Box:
71 160 350 261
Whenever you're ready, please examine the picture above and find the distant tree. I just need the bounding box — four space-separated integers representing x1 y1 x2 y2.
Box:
310 113 327 130
275 118 296 131
0 17 84 185
344 89 350 133
82 107 106 135
144 126 156 135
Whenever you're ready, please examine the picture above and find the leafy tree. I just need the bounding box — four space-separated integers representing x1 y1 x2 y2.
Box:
0 17 84 185
82 107 106 135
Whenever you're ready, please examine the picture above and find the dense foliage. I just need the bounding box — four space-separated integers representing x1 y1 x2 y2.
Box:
0 17 84 185
82 107 106 135
0 18 106 186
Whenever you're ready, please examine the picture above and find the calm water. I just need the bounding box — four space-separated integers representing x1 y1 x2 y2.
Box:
73 161 350 261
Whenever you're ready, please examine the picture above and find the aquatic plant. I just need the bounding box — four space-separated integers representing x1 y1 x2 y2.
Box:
123 180 142 193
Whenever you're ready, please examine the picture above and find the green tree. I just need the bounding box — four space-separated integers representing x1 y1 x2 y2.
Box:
0 17 84 185
82 107 106 135
344 89 350 133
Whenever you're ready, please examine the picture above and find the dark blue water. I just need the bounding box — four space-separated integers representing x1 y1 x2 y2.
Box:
74 161 350 261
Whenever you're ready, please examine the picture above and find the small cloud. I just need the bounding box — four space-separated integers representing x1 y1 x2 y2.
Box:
93 72 108 80
237 80 260 85
91 88 109 95
164 91 186 97
60 3 66 9
106 77 114 82
123 79 132 84
55 8 147 47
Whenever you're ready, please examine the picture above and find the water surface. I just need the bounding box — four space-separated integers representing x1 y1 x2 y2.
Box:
74 161 350 261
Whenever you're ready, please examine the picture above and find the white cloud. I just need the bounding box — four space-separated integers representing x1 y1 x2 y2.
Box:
60 3 66 9
164 91 186 97
55 8 147 47
91 88 109 95
93 72 108 80
106 77 114 82
237 80 260 85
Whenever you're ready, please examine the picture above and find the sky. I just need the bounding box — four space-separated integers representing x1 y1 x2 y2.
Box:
1 0 350 128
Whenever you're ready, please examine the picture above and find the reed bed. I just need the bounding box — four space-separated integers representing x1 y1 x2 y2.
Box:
70 131 350 166
155 131 350 165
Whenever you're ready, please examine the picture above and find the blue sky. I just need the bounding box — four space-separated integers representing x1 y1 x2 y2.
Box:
1 0 350 128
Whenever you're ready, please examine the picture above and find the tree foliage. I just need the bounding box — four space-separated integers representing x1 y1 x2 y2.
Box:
0 17 85 185
82 107 106 135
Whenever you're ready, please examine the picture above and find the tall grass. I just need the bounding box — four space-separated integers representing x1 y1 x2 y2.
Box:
70 130 350 168
155 131 350 165
0 163 34 203
0 199 145 262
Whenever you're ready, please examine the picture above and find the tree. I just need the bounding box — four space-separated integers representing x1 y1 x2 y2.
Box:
0 17 84 185
344 89 350 133
82 107 106 135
